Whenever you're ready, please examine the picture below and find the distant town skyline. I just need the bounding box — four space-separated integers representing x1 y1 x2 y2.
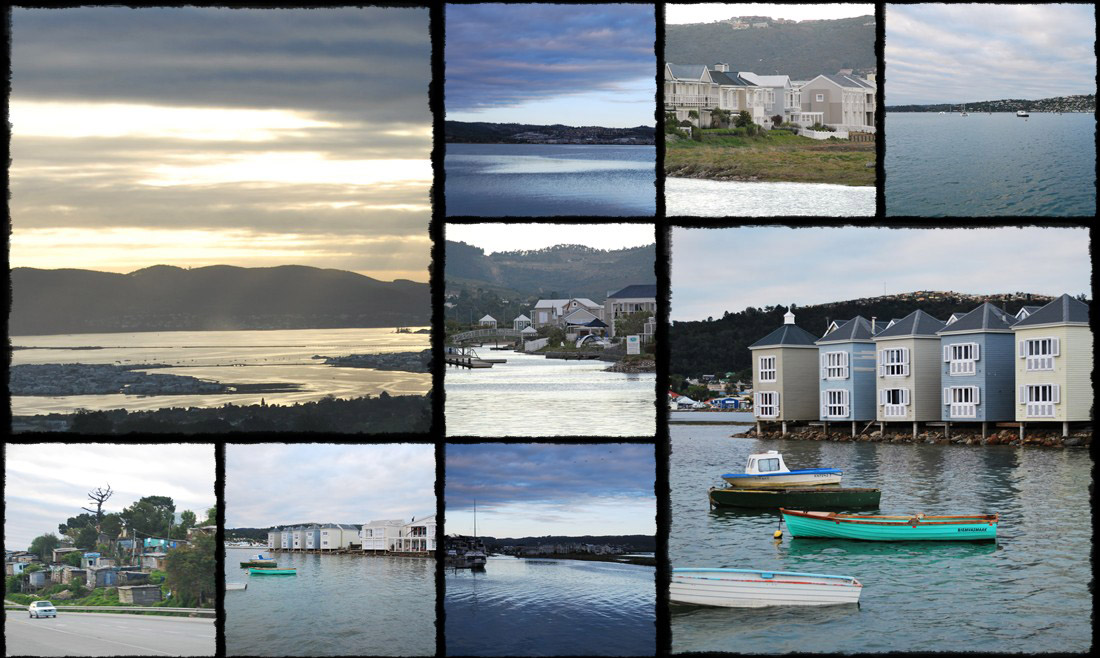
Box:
445 4 655 128
671 227 1091 321
10 7 431 282
446 444 656 538
666 3 873 23
447 223 656 255
886 4 1096 105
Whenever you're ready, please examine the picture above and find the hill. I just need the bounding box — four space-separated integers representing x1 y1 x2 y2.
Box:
665 15 876 79
885 94 1095 113
445 121 655 144
670 291 1083 380
475 534 655 551
11 265 429 335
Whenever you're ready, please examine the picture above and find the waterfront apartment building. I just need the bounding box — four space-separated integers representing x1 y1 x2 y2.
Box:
604 284 657 339
397 515 437 553
815 316 879 432
749 309 820 432
361 519 405 552
1011 294 1092 434
873 310 947 429
937 303 1017 427
303 525 320 550
267 530 280 550
320 523 359 551
799 73 877 132
280 528 292 550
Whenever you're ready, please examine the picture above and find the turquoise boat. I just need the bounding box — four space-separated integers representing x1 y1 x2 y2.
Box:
780 509 998 541
249 567 296 575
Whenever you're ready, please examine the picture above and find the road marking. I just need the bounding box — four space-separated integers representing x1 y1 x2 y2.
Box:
7 614 182 655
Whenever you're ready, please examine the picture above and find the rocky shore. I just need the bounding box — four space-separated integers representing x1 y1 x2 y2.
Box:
736 424 1092 448
318 349 431 373
604 358 656 373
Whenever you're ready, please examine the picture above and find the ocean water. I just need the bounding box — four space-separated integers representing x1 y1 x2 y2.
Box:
445 351 656 436
886 112 1096 216
446 556 656 656
670 426 1093 653
666 178 875 216
445 143 656 216
11 327 430 415
224 547 434 656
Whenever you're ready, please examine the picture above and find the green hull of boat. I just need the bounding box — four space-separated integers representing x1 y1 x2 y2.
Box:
709 486 881 509
240 561 277 567
782 512 997 541
249 568 296 575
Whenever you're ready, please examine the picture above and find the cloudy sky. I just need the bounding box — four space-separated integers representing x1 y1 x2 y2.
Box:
445 4 655 127
671 227 1091 321
11 8 431 282
666 3 873 23
4 444 215 551
446 444 656 538
225 444 434 528
886 4 1096 105
447 223 656 254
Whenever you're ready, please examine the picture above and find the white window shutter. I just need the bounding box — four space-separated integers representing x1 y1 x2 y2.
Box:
877 351 884 377
902 388 910 405
943 387 950 405
973 343 980 361
1018 340 1026 358
754 392 760 408
1052 384 1060 404
774 392 780 411
820 353 827 378
879 388 885 405
842 351 849 378
821 391 827 416
943 345 951 362
1018 385 1026 404
973 386 980 404
1052 337 1060 357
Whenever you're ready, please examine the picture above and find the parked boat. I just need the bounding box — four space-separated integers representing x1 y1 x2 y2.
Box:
961 104 969 116
780 509 998 541
670 568 862 607
721 451 842 488
240 554 277 568
709 486 880 509
249 567 297 575
1017 110 1030 117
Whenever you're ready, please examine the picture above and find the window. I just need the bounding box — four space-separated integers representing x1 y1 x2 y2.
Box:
821 389 850 418
1020 337 1058 371
1021 384 1059 418
756 457 780 472
944 386 979 418
759 356 777 382
880 387 909 417
878 347 910 376
755 391 779 418
816 93 824 102
944 342 979 375
821 351 849 379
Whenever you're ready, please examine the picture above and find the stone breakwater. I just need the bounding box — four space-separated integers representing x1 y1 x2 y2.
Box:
319 349 431 373
604 359 656 373
736 425 1092 448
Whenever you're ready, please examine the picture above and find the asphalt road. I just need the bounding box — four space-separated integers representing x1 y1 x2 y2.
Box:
5 610 215 656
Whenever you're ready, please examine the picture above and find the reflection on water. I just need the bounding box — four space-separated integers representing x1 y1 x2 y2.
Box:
667 177 874 216
224 548 434 656
446 556 655 656
11 327 429 415
671 425 1092 653
445 351 655 436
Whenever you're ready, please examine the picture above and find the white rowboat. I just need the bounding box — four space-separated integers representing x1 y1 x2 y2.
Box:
670 568 862 607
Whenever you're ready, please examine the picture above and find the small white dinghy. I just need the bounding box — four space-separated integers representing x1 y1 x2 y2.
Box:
670 568 862 607
721 451 842 488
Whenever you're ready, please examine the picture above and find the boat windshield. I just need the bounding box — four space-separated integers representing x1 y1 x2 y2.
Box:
757 458 780 472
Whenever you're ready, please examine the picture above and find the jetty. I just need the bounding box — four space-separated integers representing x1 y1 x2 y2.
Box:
445 347 495 368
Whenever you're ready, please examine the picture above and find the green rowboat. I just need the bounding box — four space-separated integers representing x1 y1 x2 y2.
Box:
709 486 880 509
780 509 998 541
249 567 296 575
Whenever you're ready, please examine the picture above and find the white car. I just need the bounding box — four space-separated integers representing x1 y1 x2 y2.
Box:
29 601 57 618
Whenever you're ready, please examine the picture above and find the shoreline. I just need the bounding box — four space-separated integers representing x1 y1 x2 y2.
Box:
736 424 1092 448
513 554 656 567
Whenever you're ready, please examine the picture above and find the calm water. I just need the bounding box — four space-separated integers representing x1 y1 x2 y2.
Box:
445 351 655 436
224 547 434 656
445 143 656 216
670 410 755 424
446 556 655 656
11 328 430 415
886 112 1096 216
670 426 1093 653
666 177 875 216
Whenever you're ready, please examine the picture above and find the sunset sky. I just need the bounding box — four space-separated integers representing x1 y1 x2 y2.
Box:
10 7 431 282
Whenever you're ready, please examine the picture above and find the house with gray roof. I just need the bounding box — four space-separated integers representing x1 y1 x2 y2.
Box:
798 72 877 132
937 303 1017 429
664 63 718 122
604 284 657 339
749 309 820 431
1011 294 1092 434
816 316 879 431
708 64 769 125
872 309 946 430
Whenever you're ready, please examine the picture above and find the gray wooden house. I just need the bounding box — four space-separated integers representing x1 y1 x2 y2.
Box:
872 309 946 433
937 302 1017 430
815 315 878 433
749 309 820 433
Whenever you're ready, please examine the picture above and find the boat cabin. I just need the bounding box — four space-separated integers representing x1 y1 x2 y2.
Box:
745 451 789 474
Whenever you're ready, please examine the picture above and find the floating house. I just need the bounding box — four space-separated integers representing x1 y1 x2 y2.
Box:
815 316 878 433
1011 294 1092 435
872 310 946 434
937 303 1016 431
749 309 820 433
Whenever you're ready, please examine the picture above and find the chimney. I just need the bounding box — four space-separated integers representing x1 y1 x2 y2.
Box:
866 72 876 84
871 316 877 333
783 308 795 325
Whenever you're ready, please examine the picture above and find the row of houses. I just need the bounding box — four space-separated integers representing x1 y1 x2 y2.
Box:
665 62 876 133
267 515 437 554
477 284 658 341
749 295 1091 436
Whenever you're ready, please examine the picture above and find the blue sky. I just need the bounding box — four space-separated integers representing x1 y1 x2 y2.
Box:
445 4 656 127
4 444 215 550
886 4 1096 105
671 227 1091 321
446 444 656 538
225 444 435 528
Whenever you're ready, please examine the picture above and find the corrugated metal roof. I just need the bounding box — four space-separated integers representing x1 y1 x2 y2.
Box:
749 323 819 348
937 302 1014 334
816 315 875 343
873 309 945 338
1012 294 1089 327
608 284 657 299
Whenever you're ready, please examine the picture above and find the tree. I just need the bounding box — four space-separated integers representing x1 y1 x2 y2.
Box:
771 114 783 128
204 507 216 527
28 534 60 562
59 513 96 541
81 484 113 527
121 496 176 538
164 532 215 607
179 510 197 533
99 513 123 540
75 526 99 550
735 110 752 127
615 310 651 339
61 551 83 567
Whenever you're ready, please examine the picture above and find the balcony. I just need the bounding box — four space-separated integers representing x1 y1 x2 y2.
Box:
666 94 718 109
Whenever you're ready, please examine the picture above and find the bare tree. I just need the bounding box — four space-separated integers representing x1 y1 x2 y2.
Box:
81 484 113 530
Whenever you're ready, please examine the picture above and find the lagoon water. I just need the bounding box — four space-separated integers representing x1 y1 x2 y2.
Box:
445 143 656 216
666 177 875 216
11 327 430 416
224 547 434 656
670 426 1093 653
446 556 656 656
445 350 656 436
886 112 1096 216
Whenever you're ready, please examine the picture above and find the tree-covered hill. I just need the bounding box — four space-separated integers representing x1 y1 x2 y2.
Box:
886 94 1095 113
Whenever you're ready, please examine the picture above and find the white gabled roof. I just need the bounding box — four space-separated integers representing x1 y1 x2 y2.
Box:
521 326 538 334
513 314 530 322
479 315 496 322
739 72 792 88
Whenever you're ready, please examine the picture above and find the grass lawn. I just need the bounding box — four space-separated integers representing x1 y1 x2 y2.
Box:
665 129 876 186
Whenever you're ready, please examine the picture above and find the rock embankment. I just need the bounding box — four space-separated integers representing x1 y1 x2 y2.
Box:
320 349 431 373
605 359 656 373
737 425 1091 448
10 363 227 396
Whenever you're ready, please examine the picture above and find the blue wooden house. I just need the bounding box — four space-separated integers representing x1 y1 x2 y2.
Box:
815 316 878 433
936 302 1017 430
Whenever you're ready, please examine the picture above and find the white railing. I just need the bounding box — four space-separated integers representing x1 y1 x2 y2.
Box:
950 403 977 418
1026 402 1055 418
667 94 717 108
884 404 907 417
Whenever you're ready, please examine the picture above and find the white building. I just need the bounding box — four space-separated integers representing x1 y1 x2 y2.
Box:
799 73 876 132
530 298 603 329
361 519 405 552
397 515 436 553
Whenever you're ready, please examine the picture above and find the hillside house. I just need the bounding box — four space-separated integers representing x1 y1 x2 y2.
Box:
815 316 879 433
664 64 719 123
799 73 877 132
873 310 946 435
530 298 603 329
936 303 1017 431
708 64 768 125
749 309 820 433
119 584 163 605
